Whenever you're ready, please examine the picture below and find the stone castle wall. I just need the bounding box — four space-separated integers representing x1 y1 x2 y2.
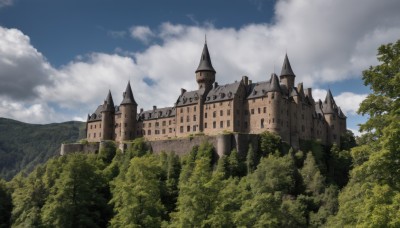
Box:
61 133 259 158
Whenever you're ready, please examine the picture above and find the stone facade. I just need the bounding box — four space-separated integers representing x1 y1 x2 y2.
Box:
86 42 347 148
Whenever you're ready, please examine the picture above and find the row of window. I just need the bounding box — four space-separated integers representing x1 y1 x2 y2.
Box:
89 124 101 129
179 106 197 113
143 120 173 128
143 128 175 136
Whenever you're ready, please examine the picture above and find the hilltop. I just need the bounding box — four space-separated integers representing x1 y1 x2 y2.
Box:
0 118 85 180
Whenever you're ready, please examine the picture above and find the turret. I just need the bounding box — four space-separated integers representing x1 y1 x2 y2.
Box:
269 73 281 133
280 54 296 90
323 89 340 145
120 81 138 142
100 90 115 140
195 39 216 92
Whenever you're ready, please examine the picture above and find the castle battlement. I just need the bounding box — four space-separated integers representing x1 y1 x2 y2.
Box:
86 41 347 148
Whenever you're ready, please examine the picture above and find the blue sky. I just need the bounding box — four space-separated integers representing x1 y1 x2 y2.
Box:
0 0 399 136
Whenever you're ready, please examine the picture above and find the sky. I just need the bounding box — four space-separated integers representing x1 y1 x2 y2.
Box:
0 0 399 136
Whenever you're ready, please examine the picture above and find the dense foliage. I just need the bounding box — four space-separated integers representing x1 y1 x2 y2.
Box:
1 132 353 227
0 118 85 180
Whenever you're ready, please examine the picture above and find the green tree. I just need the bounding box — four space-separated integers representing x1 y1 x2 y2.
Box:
246 144 256 174
171 157 221 227
300 152 325 196
0 178 12 228
41 154 110 227
259 131 281 156
110 155 164 227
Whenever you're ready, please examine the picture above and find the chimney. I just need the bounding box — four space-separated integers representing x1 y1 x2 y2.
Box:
214 82 218 88
305 88 313 98
242 76 249 85
140 108 143 113
181 88 186 95
153 106 157 110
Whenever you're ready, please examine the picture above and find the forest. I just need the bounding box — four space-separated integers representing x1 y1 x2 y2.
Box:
0 40 398 227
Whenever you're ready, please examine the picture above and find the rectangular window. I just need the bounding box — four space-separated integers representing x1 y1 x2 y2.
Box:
205 122 208 128
162 121 166 126
213 121 216 129
193 125 196 132
264 107 266 113
194 106 197 112
155 122 159 127
148 130 151 135
220 121 223 128
180 117 183 123
251 109 254 114
187 126 190 132
169 128 172 133
227 120 230 127
162 129 166 134
180 108 183 113
227 110 231 116
187 107 189 112
149 123 152 127
213 111 216 118
94 133 96 138
180 126 183 133
169 120 171 125
205 113 208 118
220 110 223 116
193 115 196 121
187 116 190 122
258 108 261 114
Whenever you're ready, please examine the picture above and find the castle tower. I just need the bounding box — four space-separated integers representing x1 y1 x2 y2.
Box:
100 90 115 140
280 54 296 90
323 89 340 145
120 81 138 142
269 73 282 134
195 40 216 92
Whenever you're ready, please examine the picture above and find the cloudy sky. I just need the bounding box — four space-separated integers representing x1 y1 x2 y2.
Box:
0 0 399 135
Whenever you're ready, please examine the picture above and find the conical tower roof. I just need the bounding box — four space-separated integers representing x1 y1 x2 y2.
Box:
102 90 115 112
280 54 295 77
269 73 281 92
195 42 216 73
121 81 137 105
322 89 337 114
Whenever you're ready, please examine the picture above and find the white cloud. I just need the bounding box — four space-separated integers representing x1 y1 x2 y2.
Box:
1 0 400 124
130 26 155 44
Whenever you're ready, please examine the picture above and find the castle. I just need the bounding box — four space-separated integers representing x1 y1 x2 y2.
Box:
86 41 347 148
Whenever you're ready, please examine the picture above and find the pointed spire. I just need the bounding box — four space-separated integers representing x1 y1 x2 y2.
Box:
338 107 346 118
121 81 137 105
195 41 216 73
323 89 337 114
102 90 115 112
280 54 295 77
269 73 281 92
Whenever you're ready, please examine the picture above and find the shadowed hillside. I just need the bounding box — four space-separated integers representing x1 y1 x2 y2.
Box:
0 118 85 180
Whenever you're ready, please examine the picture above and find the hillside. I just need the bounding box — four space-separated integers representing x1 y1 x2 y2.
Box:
0 118 85 180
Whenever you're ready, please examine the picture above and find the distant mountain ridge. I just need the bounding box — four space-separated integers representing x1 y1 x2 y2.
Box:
0 118 85 180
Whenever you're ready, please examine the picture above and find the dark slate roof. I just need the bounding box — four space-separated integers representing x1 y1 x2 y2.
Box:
315 100 324 118
322 89 338 114
280 54 295 77
88 105 103 122
269 73 281 92
195 43 216 73
247 81 269 99
176 89 205 107
205 82 241 103
103 90 115 112
138 106 176 121
121 81 137 105
338 107 347 119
